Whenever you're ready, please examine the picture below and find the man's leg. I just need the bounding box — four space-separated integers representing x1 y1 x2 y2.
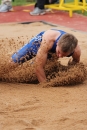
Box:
1 0 12 4
0 0 13 12
36 0 49 9
30 0 48 15
30 0 58 15
11 36 41 64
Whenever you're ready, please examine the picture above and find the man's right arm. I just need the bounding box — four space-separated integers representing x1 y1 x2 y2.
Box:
35 47 48 82
35 30 55 82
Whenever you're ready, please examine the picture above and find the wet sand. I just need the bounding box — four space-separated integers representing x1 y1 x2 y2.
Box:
0 22 87 130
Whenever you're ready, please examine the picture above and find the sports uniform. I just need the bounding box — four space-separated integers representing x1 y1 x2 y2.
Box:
12 30 73 64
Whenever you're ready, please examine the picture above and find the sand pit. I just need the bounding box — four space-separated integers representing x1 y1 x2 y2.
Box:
0 22 87 130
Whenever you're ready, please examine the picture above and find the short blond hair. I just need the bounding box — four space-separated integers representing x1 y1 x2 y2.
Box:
58 33 78 53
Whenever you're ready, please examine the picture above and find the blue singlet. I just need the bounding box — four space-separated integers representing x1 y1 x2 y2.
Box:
12 29 73 64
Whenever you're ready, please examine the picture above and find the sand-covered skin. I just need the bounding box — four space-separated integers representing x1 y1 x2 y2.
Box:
0 22 87 130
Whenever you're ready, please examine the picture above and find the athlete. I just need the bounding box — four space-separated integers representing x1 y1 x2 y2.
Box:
5 29 81 83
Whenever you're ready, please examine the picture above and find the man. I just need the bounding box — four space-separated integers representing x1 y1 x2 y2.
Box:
0 0 13 12
7 29 81 83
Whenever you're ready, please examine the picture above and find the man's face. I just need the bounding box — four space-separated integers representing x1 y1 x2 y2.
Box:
56 45 70 58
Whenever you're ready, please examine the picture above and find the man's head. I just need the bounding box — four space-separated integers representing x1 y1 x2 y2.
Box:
56 33 78 58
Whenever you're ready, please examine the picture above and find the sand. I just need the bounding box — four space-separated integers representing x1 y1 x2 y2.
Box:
0 22 87 130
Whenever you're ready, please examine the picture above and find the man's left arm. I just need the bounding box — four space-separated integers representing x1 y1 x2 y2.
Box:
72 44 81 62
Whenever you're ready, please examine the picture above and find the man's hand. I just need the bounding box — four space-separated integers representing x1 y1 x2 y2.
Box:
68 58 77 66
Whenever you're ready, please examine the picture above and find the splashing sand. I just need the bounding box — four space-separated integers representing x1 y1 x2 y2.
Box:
0 37 86 86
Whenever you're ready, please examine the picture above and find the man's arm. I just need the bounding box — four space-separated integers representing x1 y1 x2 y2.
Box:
72 44 81 62
35 46 48 82
35 30 55 83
